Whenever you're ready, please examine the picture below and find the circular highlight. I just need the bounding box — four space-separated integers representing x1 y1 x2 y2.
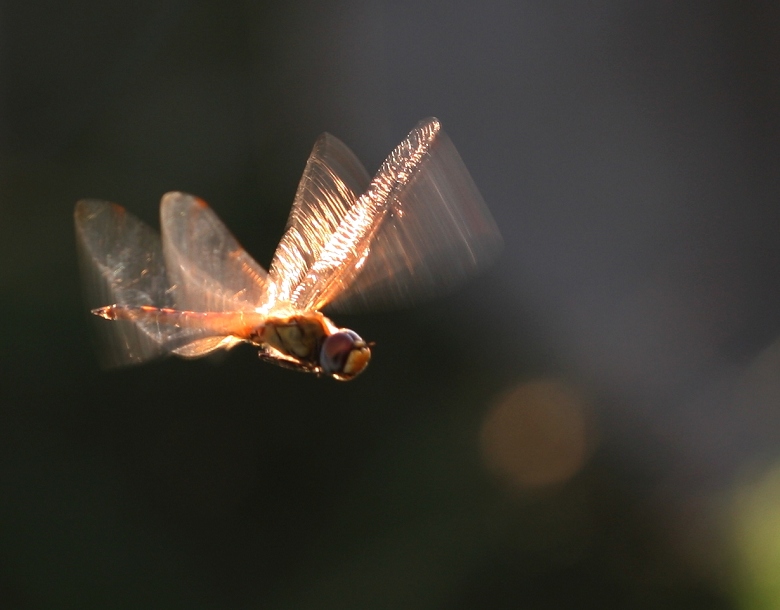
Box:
480 379 593 489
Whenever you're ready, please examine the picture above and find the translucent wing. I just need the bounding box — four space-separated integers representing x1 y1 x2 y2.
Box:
287 117 503 313
330 120 502 311
74 200 227 367
264 133 371 310
160 192 269 313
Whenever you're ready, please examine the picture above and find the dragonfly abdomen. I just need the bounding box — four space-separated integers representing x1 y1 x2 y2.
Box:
92 305 262 338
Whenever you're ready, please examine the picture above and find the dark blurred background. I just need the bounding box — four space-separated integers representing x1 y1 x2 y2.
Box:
2 1 780 608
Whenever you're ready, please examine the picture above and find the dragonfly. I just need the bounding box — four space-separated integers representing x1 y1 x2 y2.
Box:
74 118 502 380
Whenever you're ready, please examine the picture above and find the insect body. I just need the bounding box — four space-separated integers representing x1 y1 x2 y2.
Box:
75 118 501 380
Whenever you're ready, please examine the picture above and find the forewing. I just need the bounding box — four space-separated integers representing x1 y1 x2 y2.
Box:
288 118 503 313
74 200 214 366
329 120 503 311
264 133 370 309
160 192 269 312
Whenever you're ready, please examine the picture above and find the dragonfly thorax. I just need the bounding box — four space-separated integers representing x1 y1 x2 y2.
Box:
253 312 370 380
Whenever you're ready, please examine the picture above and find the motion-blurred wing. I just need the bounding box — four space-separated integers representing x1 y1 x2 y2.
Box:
75 200 221 366
264 133 371 310
290 118 503 313
330 120 502 311
160 192 269 313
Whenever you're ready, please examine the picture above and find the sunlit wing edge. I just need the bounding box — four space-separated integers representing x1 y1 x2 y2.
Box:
329 124 503 312
264 132 371 310
160 192 269 313
286 117 503 313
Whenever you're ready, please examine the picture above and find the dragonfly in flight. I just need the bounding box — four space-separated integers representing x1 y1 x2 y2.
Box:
75 118 502 380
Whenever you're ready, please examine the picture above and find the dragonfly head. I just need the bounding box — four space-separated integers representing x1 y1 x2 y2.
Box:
320 329 371 381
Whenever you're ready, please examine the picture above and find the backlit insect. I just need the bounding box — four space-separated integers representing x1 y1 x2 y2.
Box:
74 118 502 380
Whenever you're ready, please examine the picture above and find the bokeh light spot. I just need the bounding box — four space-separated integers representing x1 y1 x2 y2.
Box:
480 379 594 490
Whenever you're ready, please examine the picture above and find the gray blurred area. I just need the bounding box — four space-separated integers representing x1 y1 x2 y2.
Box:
2 1 780 608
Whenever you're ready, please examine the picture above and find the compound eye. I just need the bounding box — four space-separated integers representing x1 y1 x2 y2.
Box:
320 330 371 380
